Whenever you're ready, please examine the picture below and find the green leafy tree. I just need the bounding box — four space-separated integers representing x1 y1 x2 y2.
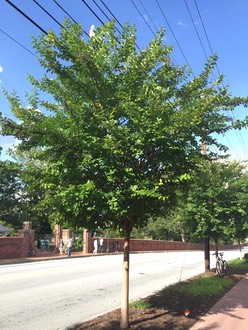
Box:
184 161 248 261
221 167 248 256
14 150 52 238
0 152 52 237
1 21 248 328
0 159 24 229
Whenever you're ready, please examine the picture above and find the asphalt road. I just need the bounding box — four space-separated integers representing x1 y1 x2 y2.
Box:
0 250 242 330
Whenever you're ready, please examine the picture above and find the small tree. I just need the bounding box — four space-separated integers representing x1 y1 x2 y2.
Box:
0 159 23 228
184 160 248 264
1 21 248 328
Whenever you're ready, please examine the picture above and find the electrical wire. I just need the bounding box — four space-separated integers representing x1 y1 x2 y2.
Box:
32 0 64 29
193 0 221 78
194 0 248 159
4 0 48 35
91 0 122 34
81 0 105 25
131 0 155 36
99 0 124 30
80 0 140 49
137 0 159 34
91 0 111 23
3 0 247 160
0 27 36 57
52 0 89 37
155 0 194 75
52 0 77 24
183 0 209 62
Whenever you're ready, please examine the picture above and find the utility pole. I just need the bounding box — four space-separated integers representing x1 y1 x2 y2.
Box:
202 127 211 272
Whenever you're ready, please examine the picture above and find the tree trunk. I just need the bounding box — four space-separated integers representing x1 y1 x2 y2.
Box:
214 237 218 256
120 225 131 329
237 237 242 260
204 237 210 272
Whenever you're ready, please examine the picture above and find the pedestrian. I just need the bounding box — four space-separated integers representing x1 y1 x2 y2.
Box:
115 240 119 252
99 237 104 253
58 239 64 254
66 237 72 257
93 238 98 254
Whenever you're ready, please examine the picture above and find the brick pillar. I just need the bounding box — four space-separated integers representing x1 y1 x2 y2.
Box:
19 225 35 257
83 230 90 254
62 229 71 242
23 221 32 230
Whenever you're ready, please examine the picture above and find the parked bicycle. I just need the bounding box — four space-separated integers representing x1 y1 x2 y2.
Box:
213 252 229 277
28 245 37 257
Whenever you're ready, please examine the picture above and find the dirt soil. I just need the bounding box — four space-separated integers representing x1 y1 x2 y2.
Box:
71 268 246 330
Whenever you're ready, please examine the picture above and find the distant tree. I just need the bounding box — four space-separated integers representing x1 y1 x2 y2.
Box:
221 168 248 257
0 160 23 228
1 21 248 328
184 161 248 254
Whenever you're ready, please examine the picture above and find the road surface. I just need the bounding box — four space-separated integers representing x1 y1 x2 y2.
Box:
0 249 242 330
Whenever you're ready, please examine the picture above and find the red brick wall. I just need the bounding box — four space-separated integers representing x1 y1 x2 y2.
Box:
84 234 204 254
0 229 34 259
83 231 246 254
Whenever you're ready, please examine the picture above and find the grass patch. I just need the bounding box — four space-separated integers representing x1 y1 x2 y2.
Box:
129 299 151 309
228 258 248 271
173 274 234 297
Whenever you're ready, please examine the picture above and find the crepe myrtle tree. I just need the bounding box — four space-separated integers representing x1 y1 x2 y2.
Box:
1 20 248 328
183 160 248 266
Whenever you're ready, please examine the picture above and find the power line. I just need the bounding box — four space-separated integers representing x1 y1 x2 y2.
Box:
131 0 155 36
183 0 208 61
193 0 221 78
193 0 248 159
0 27 36 57
4 0 48 35
91 0 122 34
155 0 194 75
92 0 111 22
81 0 140 50
32 0 64 29
52 0 77 24
184 0 216 82
99 0 124 30
81 0 105 25
52 0 89 37
137 0 158 34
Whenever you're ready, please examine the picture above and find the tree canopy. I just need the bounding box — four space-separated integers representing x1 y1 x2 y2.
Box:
182 160 248 244
1 20 247 234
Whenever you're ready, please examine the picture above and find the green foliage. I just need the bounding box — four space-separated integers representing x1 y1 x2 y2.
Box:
229 258 248 270
173 274 234 297
181 160 248 243
0 160 24 229
134 216 183 241
72 236 84 251
1 20 248 236
129 299 151 309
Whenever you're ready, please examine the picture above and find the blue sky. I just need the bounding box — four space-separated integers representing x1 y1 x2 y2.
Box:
1 0 248 161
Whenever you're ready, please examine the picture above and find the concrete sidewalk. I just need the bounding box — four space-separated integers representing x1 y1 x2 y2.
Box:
190 275 248 330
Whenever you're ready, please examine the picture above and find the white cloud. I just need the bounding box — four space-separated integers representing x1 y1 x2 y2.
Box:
177 20 188 28
0 65 3 73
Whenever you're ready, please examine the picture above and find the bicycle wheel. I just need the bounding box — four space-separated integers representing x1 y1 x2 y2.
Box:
216 261 222 277
223 260 229 275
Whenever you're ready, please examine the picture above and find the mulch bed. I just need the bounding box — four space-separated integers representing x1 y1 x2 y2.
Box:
71 270 246 330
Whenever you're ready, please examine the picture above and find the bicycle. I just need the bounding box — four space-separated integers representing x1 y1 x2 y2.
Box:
28 245 37 257
213 252 229 277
